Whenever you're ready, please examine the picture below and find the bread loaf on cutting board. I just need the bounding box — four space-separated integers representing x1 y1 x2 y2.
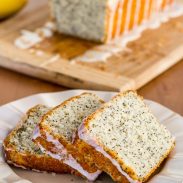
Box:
50 0 174 42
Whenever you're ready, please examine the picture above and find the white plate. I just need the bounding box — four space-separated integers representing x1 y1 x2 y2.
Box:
0 90 183 183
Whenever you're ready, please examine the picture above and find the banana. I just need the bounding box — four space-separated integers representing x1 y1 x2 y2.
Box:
0 0 27 19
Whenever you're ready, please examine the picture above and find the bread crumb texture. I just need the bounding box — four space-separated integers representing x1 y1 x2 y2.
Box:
10 105 50 154
51 0 106 41
43 93 103 142
87 91 174 179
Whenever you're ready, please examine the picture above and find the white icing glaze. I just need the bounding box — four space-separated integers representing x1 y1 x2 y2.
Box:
36 27 53 38
71 50 112 63
71 45 133 63
33 126 65 153
156 0 163 12
134 0 141 28
78 122 140 183
124 0 133 33
143 0 150 23
44 21 57 31
64 154 101 180
14 21 56 50
14 30 42 50
38 142 61 160
72 3 183 63
107 0 119 42
116 0 124 37
114 29 141 47
33 126 101 181
94 44 123 54
14 3 183 63
108 0 119 10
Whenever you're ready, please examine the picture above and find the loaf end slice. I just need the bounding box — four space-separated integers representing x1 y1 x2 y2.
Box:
3 105 73 174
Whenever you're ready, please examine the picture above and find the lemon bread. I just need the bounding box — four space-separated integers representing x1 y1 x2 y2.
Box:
3 105 73 174
74 91 175 182
33 93 104 181
50 0 174 42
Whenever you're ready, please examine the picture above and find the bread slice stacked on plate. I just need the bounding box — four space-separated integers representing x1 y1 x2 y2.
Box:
3 91 175 182
3 105 74 174
33 92 104 181
74 91 175 182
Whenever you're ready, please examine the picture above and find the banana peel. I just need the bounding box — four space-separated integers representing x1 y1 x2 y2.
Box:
0 0 27 20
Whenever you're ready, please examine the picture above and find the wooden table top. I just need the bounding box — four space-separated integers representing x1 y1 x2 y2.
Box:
0 59 183 115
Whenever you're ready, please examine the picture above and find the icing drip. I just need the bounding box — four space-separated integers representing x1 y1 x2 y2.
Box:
14 2 183 63
78 122 140 183
107 0 119 42
14 30 42 50
134 0 141 28
124 0 133 33
33 126 101 181
115 0 124 37
71 3 183 63
14 21 56 50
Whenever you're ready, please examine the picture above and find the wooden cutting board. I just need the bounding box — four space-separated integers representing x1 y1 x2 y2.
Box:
0 0 183 91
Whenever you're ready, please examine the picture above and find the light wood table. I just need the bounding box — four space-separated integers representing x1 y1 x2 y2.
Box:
0 60 183 115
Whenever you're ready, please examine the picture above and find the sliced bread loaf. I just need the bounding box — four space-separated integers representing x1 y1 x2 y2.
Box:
50 0 174 42
3 105 74 174
33 93 104 181
74 91 175 183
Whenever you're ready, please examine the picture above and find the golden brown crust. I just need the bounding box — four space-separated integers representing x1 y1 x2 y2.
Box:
3 105 73 174
77 91 175 182
74 135 130 183
4 147 72 173
142 142 175 182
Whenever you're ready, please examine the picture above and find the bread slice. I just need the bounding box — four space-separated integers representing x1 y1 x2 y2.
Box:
74 91 175 183
3 105 74 174
33 92 104 181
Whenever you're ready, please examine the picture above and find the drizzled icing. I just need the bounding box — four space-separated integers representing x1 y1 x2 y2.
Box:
107 0 119 42
71 3 183 63
14 22 56 50
78 122 140 183
33 126 101 181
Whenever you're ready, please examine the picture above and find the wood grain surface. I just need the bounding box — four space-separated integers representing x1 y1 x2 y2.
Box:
0 0 183 91
0 0 183 117
0 60 183 116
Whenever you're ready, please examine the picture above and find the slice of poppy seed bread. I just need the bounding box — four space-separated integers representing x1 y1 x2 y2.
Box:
74 91 175 183
33 93 104 181
3 105 74 174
